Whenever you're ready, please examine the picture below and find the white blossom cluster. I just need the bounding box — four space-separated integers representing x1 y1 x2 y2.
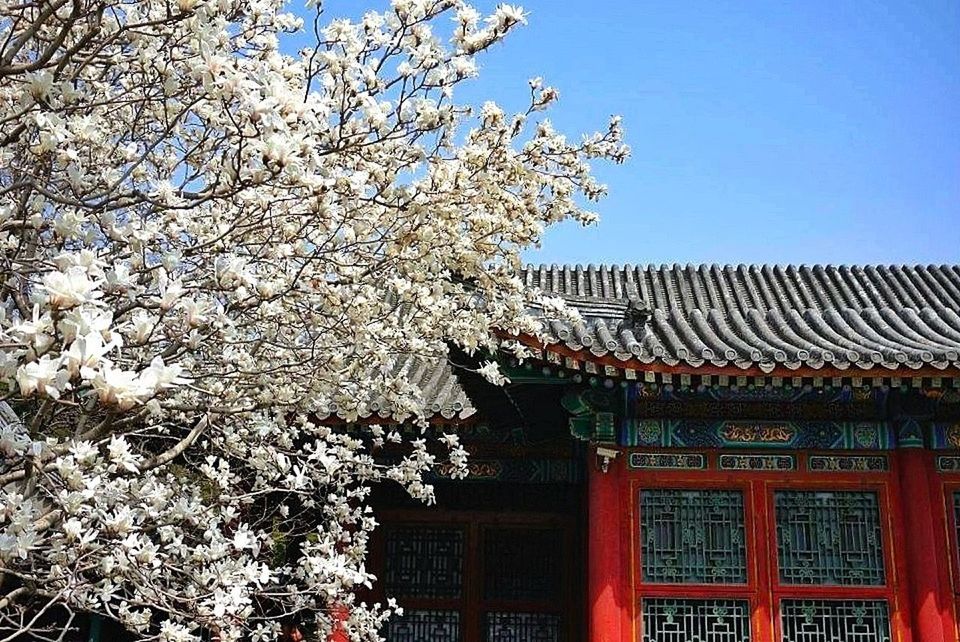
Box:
0 0 627 639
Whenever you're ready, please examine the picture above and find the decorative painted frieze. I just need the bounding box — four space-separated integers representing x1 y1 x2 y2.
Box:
895 417 926 449
635 383 885 404
937 456 960 472
629 452 706 470
718 454 796 471
808 455 889 473
932 422 960 450
721 423 796 444
622 419 894 451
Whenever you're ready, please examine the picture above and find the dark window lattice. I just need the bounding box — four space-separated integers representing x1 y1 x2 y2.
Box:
385 527 464 598
775 491 885 586
780 599 891 642
640 598 751 642
386 610 461 642
483 529 562 601
484 612 561 642
639 489 748 584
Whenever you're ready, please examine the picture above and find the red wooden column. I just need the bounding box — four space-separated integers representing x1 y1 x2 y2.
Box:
588 447 625 642
327 605 349 642
898 443 951 642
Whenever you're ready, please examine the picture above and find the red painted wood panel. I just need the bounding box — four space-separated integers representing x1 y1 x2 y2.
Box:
899 449 948 642
610 448 916 642
933 455 960 642
587 451 625 642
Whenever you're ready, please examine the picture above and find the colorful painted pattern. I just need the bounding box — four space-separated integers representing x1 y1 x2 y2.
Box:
524 348 959 393
636 383 884 404
718 454 796 471
629 453 707 470
932 422 960 450
937 456 960 472
622 419 894 450
808 455 889 473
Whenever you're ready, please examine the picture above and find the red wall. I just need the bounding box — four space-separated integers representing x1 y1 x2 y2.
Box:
588 447 960 642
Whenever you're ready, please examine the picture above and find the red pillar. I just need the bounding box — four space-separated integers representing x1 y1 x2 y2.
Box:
899 448 951 642
327 605 349 642
588 447 625 642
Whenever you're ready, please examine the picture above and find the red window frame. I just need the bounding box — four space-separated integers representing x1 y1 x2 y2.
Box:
937 468 960 640
627 449 911 642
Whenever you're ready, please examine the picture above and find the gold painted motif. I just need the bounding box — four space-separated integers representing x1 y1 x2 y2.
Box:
946 424 960 449
721 423 796 443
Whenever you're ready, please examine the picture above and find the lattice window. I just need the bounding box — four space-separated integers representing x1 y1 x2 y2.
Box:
483 529 561 601
640 598 751 642
774 491 885 586
385 527 464 598
386 610 461 642
484 612 561 642
780 599 891 642
640 489 747 583
379 519 571 642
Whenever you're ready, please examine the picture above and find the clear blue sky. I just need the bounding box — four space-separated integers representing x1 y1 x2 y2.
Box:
302 2 960 266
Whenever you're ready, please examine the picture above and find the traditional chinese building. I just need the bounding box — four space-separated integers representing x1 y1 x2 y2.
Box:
367 263 960 642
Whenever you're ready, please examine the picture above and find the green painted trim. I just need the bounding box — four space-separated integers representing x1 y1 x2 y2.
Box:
622 419 895 450
569 415 593 441
595 412 616 443
562 388 623 443
501 360 572 385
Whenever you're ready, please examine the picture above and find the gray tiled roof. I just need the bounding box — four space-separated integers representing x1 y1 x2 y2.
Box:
0 402 19 430
523 264 960 372
317 354 474 421
322 263 960 421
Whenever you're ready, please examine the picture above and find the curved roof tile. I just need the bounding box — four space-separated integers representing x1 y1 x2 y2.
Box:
315 354 474 422
523 263 960 372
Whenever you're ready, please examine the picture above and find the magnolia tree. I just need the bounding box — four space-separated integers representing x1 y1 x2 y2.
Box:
0 0 626 639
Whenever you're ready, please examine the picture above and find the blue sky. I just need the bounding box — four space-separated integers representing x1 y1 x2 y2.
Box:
302 2 960 266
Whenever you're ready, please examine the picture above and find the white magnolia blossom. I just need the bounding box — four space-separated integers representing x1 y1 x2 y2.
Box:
0 0 627 639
